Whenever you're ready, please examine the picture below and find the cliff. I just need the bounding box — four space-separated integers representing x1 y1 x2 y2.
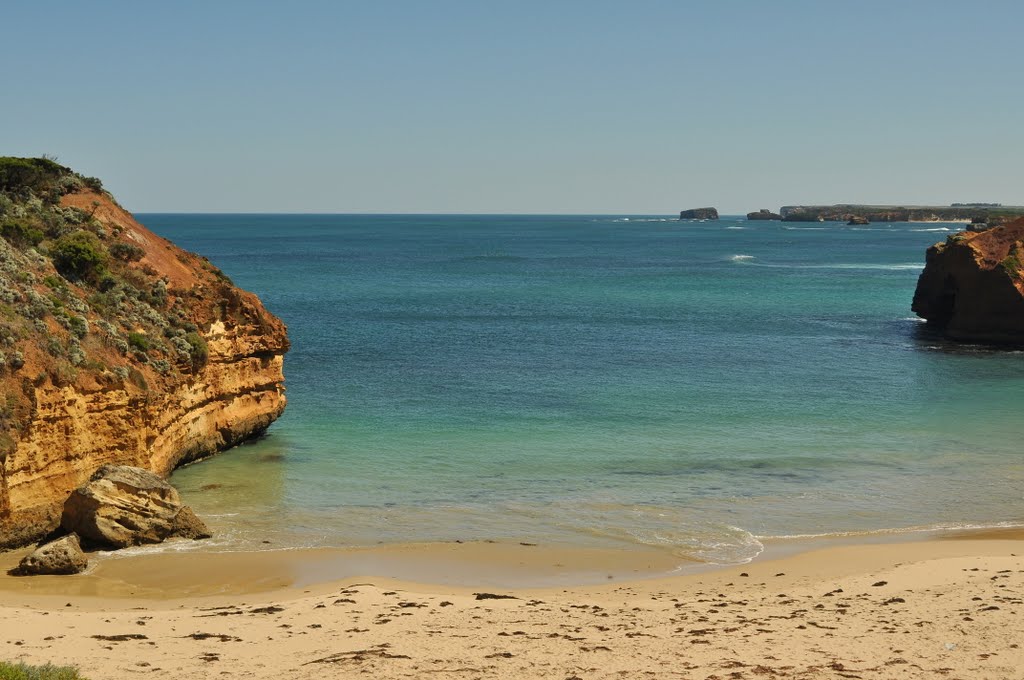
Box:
912 217 1024 344
780 204 1024 223
0 158 288 548
679 208 718 220
746 209 781 221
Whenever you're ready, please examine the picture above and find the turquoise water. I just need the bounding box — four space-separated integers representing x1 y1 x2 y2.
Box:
141 214 1024 565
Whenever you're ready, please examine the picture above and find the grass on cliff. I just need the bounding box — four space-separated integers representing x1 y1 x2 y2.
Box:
0 662 87 680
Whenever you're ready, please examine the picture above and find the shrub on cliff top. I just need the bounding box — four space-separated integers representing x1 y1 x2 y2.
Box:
0 157 69 197
51 231 108 284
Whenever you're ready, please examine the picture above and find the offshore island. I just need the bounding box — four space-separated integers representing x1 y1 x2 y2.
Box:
681 203 1024 225
0 160 1020 679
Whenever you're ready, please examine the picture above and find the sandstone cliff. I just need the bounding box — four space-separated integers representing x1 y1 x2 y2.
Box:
912 217 1024 343
0 158 288 548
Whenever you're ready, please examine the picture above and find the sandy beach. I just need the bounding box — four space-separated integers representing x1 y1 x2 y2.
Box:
1 531 1021 679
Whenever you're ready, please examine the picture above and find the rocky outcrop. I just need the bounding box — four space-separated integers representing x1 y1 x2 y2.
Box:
780 204 1024 223
14 534 88 575
912 217 1024 343
679 208 719 220
61 465 209 548
746 209 781 221
847 215 870 225
171 506 213 540
0 159 288 549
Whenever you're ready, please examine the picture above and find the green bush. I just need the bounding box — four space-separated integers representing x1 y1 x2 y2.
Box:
51 231 108 283
0 660 87 680
185 331 209 369
1000 246 1023 278
68 315 89 339
0 219 44 247
0 157 68 195
127 331 151 352
80 176 104 192
109 241 145 262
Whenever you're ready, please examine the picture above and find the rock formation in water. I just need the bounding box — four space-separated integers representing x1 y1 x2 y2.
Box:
746 209 782 221
847 215 870 225
0 157 288 549
679 208 719 220
912 217 1024 343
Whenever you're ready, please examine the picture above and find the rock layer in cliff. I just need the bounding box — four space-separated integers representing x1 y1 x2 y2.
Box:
912 217 1024 343
0 158 288 548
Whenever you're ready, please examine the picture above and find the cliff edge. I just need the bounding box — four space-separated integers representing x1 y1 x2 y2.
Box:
0 158 288 548
912 217 1024 343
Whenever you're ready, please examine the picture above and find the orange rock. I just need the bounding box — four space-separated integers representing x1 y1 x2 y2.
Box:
912 217 1024 343
0 189 288 548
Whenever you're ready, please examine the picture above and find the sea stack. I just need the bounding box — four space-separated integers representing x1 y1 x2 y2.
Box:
912 217 1024 343
679 208 719 220
746 209 782 221
0 158 289 549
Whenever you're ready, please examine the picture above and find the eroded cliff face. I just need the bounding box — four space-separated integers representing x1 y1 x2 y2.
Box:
912 217 1024 343
0 161 287 548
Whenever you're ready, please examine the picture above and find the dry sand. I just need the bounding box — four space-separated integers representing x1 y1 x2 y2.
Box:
0 532 1022 679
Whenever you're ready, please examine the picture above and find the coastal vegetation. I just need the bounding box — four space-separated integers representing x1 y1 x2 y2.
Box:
0 157 240 459
0 661 86 680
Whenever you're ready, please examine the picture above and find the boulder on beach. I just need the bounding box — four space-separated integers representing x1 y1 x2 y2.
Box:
61 465 210 549
14 534 88 576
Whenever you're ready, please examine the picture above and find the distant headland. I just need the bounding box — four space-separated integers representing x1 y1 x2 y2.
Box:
679 204 1024 225
776 204 1024 224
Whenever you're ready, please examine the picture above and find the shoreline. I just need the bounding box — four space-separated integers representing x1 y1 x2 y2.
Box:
1 524 1021 602
0 530 1020 679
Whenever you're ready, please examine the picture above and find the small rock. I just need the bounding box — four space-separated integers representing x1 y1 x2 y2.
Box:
15 534 88 576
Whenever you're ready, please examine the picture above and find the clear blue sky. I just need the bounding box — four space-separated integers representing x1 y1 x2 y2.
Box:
4 1 1022 214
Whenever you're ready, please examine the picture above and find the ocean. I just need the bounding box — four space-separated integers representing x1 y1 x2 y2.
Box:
138 214 1024 566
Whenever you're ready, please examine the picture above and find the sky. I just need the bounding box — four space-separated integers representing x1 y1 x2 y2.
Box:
3 1 1023 214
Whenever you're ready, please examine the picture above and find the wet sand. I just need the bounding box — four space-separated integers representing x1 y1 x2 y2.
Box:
1 531 1022 678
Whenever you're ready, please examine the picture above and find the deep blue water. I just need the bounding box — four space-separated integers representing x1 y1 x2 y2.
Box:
139 214 1024 564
